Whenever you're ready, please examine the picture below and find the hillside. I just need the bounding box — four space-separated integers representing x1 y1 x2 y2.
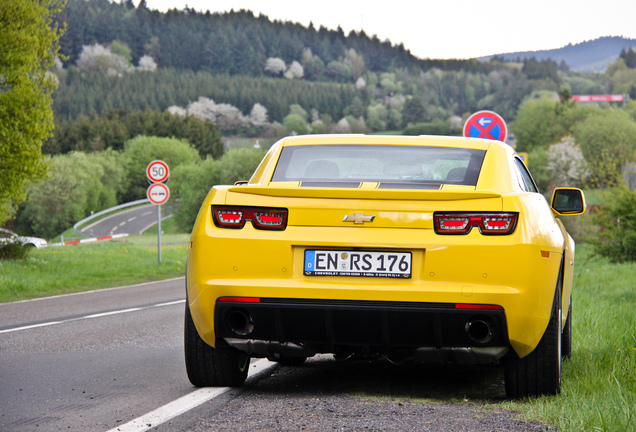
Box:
480 36 636 72
56 0 491 76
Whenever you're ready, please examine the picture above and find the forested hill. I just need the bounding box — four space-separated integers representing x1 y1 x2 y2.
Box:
481 36 636 72
56 0 491 76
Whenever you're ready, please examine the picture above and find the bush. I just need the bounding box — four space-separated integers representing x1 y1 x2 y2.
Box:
403 120 452 136
592 188 636 262
0 239 30 260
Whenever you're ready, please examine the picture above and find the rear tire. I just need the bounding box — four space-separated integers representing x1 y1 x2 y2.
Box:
561 296 572 360
504 282 562 398
184 302 250 387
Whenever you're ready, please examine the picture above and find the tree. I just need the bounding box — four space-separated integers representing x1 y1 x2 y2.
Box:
137 55 157 72
264 57 286 76
284 61 304 80
249 103 268 126
120 136 201 202
18 151 124 238
402 96 426 125
592 188 636 263
283 114 309 135
0 0 65 225
511 96 567 151
76 43 133 76
574 110 636 188
619 48 636 69
546 136 589 187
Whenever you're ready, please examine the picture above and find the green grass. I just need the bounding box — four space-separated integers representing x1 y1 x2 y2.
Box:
141 215 181 236
502 245 636 431
0 235 188 302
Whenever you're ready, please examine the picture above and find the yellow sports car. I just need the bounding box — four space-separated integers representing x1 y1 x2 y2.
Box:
185 134 585 398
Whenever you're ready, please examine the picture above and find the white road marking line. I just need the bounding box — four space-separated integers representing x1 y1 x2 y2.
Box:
105 359 276 432
127 217 137 222
118 221 126 226
0 300 185 334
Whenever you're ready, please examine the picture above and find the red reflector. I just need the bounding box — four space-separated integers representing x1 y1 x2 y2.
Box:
217 297 261 303
221 213 241 220
455 304 503 310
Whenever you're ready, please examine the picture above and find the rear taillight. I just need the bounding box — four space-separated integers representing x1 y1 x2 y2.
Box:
212 206 288 230
434 212 517 235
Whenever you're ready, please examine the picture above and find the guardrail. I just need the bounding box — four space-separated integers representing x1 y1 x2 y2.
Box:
73 199 150 237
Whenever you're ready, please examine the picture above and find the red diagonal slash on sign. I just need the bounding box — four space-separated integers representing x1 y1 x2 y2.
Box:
474 118 497 139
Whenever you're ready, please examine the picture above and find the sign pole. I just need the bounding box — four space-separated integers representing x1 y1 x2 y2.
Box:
157 204 162 263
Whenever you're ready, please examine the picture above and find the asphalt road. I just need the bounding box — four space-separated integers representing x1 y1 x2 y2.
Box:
79 204 172 237
0 278 189 432
0 279 549 432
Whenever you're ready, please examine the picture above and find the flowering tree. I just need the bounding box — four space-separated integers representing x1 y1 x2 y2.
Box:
546 136 589 187
249 103 269 128
284 61 304 79
137 55 157 72
264 57 286 76
76 43 132 76
186 97 247 133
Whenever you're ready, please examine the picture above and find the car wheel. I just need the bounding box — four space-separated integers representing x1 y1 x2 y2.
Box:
504 282 562 398
561 296 572 360
184 302 250 387
267 356 307 366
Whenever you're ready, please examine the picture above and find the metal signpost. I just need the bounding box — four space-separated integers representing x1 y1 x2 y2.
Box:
146 161 170 263
463 110 508 142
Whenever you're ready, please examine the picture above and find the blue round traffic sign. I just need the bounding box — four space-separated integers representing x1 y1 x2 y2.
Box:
463 111 508 142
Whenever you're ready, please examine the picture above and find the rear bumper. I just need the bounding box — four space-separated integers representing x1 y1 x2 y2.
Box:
214 298 509 364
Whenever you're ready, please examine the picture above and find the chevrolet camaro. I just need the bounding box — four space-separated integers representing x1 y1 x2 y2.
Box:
185 134 585 398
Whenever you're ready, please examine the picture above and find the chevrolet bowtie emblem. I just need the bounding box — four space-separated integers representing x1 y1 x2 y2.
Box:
343 213 376 224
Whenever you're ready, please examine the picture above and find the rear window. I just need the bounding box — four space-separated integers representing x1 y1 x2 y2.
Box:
271 145 485 189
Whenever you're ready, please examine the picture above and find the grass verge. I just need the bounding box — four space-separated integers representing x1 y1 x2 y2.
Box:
502 244 636 431
0 234 189 303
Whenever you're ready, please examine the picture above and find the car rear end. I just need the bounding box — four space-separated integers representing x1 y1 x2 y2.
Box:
186 135 564 366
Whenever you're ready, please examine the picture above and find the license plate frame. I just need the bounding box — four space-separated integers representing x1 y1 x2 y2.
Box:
304 249 412 278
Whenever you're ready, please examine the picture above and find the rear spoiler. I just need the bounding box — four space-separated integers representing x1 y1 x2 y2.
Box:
226 185 501 201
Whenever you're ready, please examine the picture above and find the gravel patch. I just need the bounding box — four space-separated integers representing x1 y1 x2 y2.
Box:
189 356 552 432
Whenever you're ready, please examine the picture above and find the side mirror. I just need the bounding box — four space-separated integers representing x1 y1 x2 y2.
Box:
551 188 586 216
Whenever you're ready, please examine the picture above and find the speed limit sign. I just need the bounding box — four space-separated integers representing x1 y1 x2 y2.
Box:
146 160 169 183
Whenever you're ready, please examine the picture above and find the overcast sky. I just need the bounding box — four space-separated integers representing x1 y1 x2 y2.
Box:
142 0 636 59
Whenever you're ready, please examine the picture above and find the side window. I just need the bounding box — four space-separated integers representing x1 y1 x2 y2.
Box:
513 157 539 193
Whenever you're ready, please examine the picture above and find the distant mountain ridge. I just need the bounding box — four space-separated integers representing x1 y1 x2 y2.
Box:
480 36 636 72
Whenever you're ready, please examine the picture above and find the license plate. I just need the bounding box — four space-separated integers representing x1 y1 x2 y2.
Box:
304 250 412 278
